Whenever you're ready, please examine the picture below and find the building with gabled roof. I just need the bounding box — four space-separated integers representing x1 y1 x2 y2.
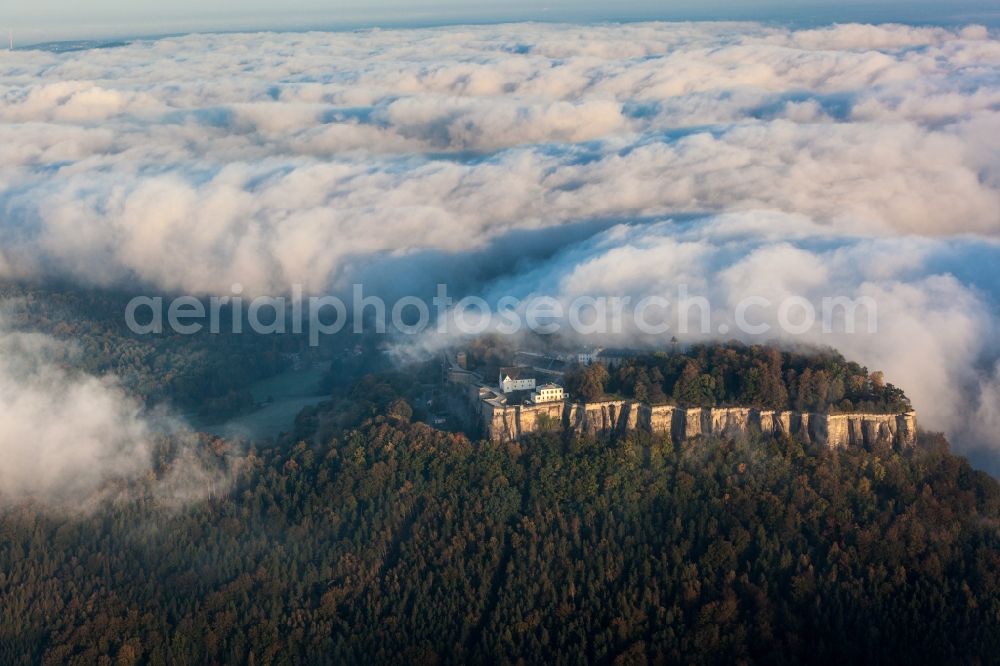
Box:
499 366 537 394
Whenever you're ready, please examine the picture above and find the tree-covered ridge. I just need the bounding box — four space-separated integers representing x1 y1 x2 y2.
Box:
1 396 997 664
566 342 912 413
0 282 292 416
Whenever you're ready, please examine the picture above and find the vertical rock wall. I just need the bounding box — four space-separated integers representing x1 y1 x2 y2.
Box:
482 399 916 449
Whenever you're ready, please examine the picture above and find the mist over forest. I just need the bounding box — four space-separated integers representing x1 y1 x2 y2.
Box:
1 15 999 665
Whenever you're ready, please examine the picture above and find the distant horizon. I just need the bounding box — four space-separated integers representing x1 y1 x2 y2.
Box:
6 0 1000 46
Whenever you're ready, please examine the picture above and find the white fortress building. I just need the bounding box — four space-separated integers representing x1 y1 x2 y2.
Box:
531 383 565 404
499 367 537 394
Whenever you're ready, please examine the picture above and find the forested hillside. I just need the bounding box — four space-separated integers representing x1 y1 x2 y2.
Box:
1 382 998 664
566 343 912 413
0 282 297 416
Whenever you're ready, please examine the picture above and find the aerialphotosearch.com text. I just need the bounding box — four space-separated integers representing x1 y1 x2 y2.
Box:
125 283 879 346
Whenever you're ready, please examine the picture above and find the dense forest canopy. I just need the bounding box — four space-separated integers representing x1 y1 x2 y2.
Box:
0 369 995 664
564 343 912 413
0 285 979 664
0 282 311 417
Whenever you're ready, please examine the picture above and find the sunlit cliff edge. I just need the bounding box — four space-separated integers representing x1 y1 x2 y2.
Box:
475 397 917 449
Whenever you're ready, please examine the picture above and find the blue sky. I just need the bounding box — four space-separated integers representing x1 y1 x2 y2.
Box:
6 0 1000 43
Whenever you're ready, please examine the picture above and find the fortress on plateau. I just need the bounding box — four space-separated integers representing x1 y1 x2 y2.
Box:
445 347 917 450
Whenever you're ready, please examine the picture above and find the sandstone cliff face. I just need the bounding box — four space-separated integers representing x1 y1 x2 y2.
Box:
705 407 753 439
813 412 917 448
640 404 675 438
483 401 564 443
482 400 916 450
565 400 637 436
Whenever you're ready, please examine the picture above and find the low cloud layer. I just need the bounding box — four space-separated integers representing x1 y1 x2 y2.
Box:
0 316 242 510
0 325 152 506
1 22 1000 466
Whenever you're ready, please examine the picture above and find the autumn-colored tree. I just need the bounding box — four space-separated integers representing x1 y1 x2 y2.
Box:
566 362 610 402
387 398 413 423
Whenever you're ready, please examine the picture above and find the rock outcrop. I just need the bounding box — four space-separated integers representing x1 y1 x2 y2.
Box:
565 400 639 436
816 411 917 449
481 400 916 449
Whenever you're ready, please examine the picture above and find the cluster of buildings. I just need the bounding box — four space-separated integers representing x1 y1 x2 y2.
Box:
445 345 640 417
498 367 565 404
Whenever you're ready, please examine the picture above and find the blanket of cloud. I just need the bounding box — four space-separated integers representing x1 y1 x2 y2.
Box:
1 21 1000 467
